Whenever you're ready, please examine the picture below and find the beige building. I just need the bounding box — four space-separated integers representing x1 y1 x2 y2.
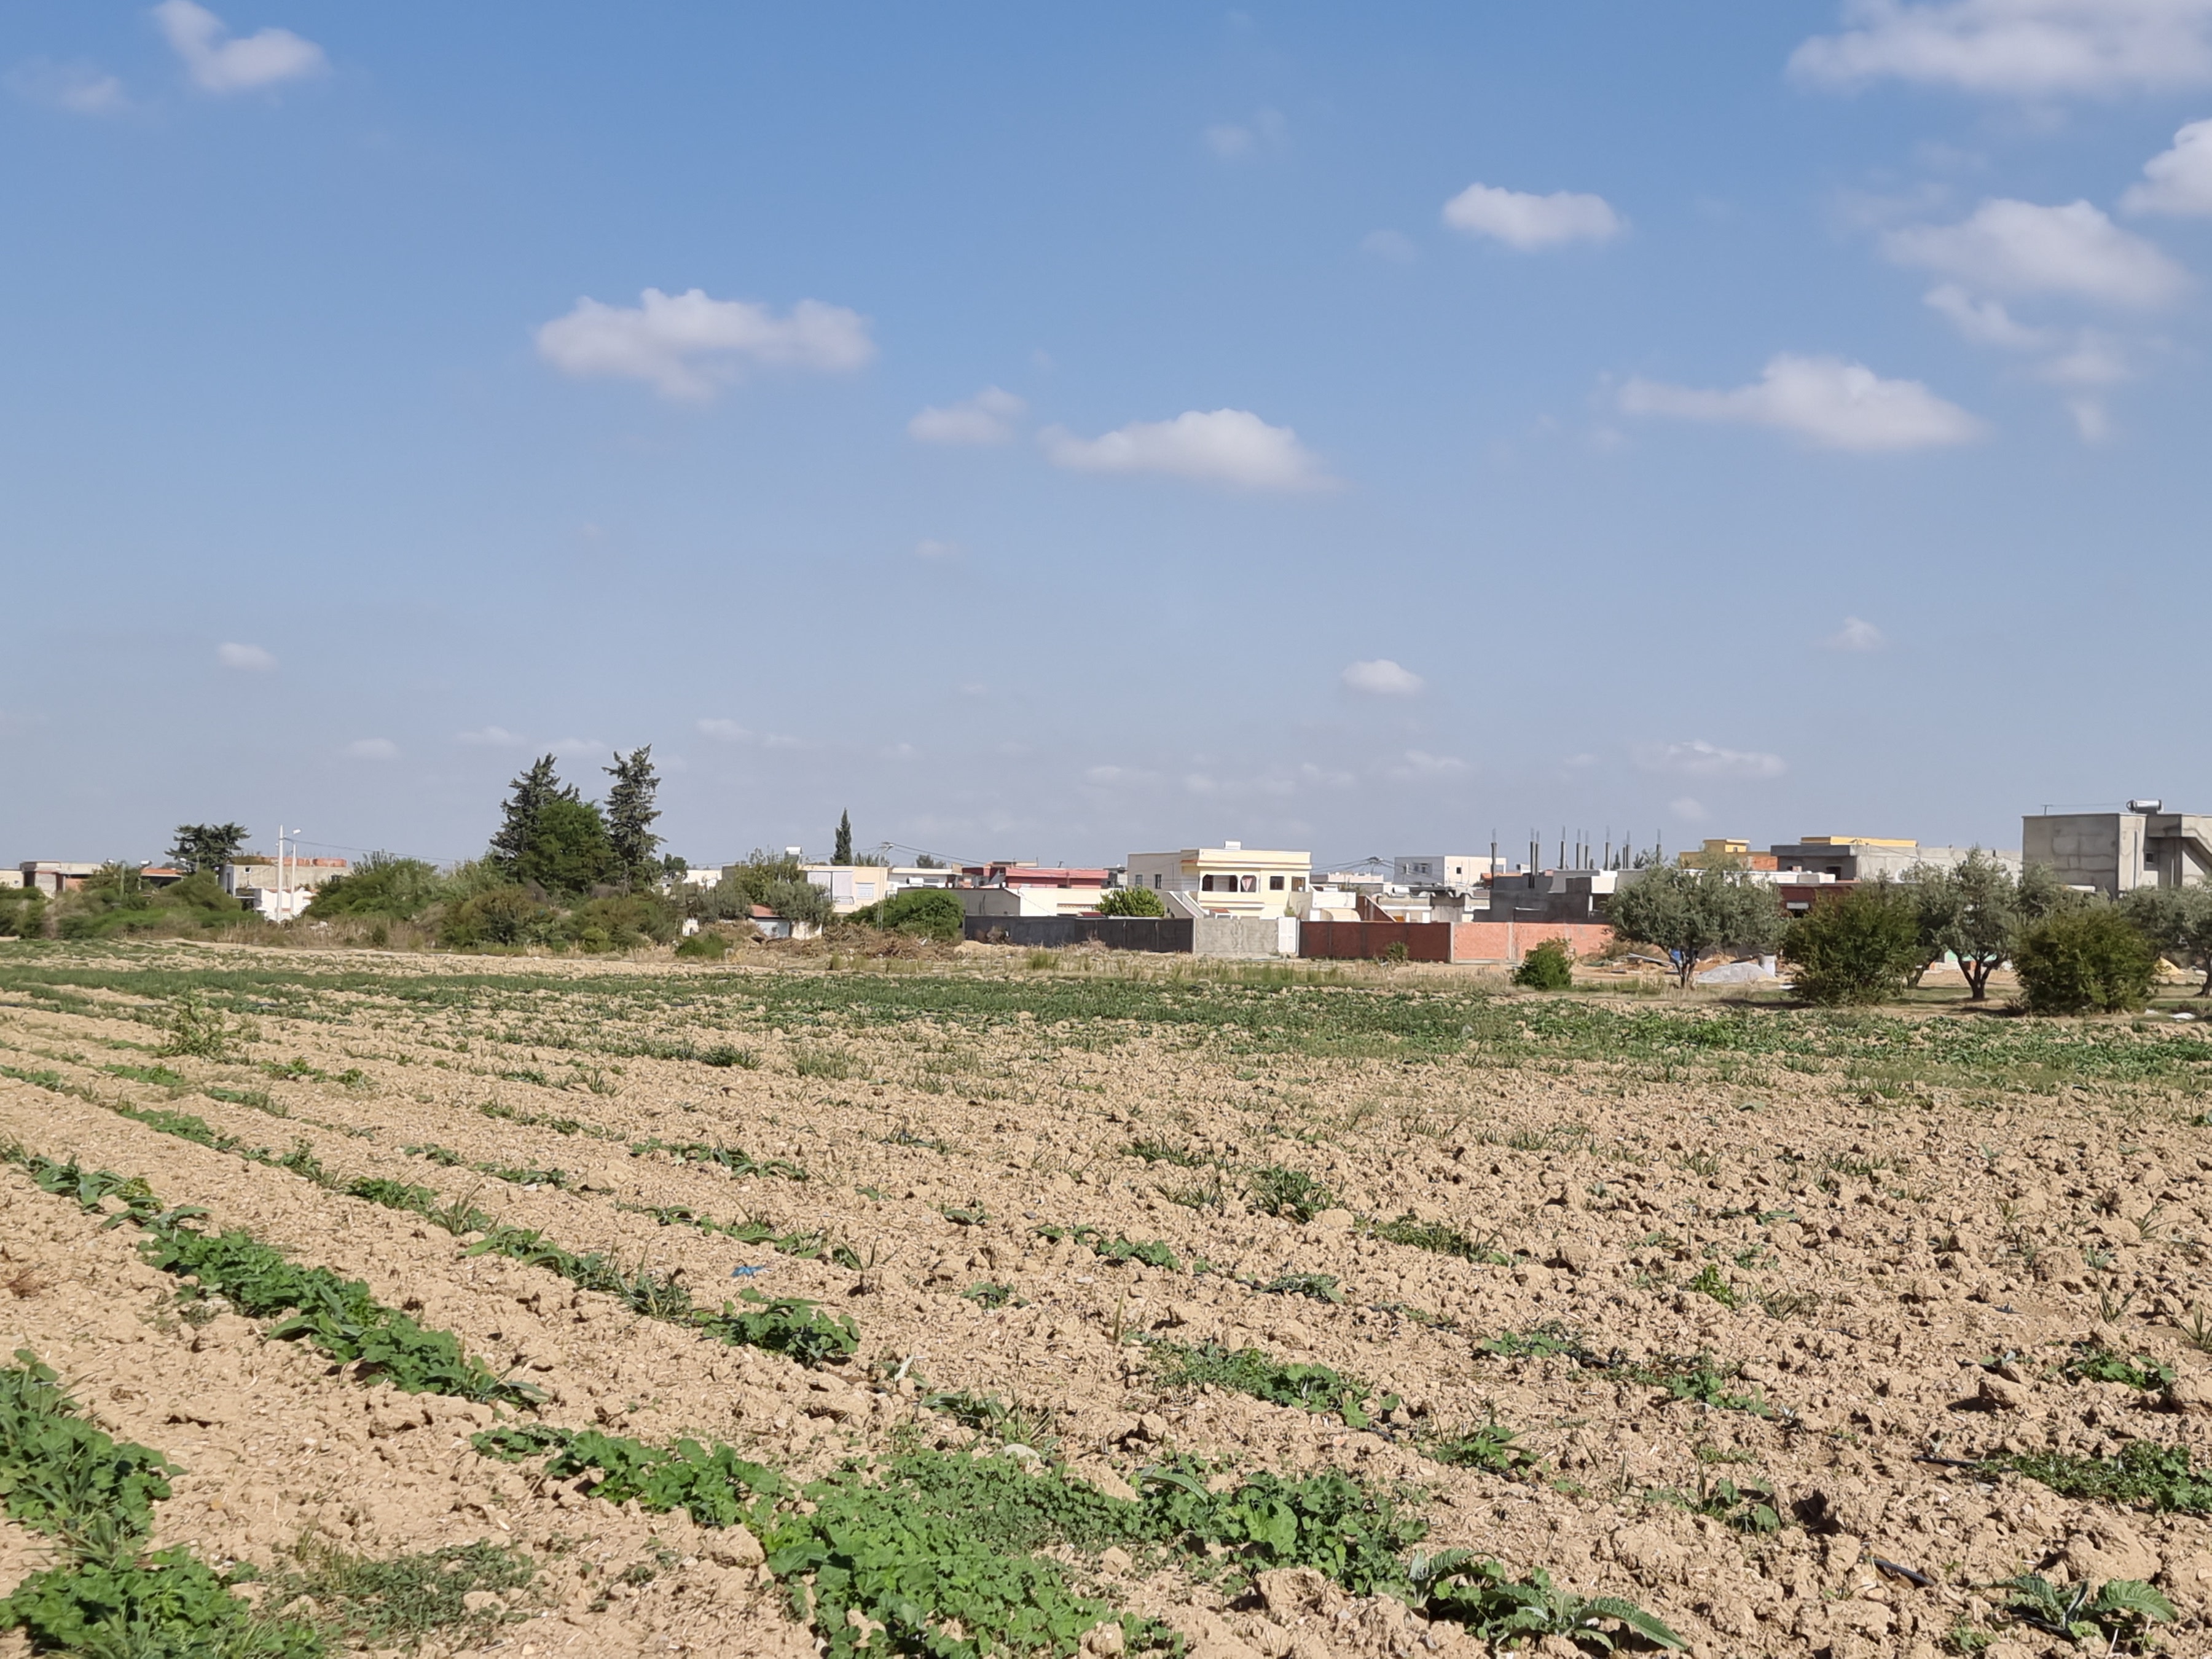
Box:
796 864 897 914
1124 841 1311 917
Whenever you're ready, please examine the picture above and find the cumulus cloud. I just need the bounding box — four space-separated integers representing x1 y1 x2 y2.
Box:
907 386 1025 445
1637 740 1787 779
535 288 874 401
1883 199 2188 307
1789 0 2212 95
1389 749 1467 779
1203 108 1287 160
1618 354 1983 452
455 726 526 747
2124 117 2212 215
2068 398 2113 442
1441 182 1623 249
1040 409 1332 492
154 1 326 93
6 59 127 113
1361 229 1418 263
1827 616 1888 651
1923 283 2053 347
345 737 398 761
1341 659 1424 697
695 718 751 742
217 641 275 671
550 735 605 757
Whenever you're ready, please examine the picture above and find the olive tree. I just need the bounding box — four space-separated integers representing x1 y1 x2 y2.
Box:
1907 850 2071 1002
2120 884 2212 996
1607 864 1788 988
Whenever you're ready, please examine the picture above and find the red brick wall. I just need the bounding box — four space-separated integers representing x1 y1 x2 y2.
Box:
1448 921 1614 963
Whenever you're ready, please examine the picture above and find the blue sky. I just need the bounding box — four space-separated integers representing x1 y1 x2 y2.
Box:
4 2 2211 871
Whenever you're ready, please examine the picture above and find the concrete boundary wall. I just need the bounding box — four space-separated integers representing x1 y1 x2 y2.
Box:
1194 916 1298 959
961 916 1193 952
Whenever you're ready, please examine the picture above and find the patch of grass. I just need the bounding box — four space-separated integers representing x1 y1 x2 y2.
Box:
1363 1212 1511 1264
790 1045 854 1080
923 1392 1062 1459
159 996 254 1061
1256 1272 1344 1304
1645 1473 1781 1534
1685 1264 1739 1308
629 1137 807 1181
1245 1164 1335 1222
1421 1420 1541 1480
1123 1138 1205 1167
101 1062 189 1089
700 1045 760 1069
264 1540 537 1652
1150 1341 1376 1427
1991 1439 2212 1514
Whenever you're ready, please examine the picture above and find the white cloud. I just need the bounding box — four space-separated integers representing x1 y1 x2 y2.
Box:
1670 797 1709 823
1789 0 2212 95
914 538 959 559
1827 616 1888 651
216 641 275 671
1040 409 1332 492
1637 739 1787 779
2068 397 2113 441
695 718 751 742
1618 353 1983 452
1923 282 2052 347
6 59 127 113
1389 749 1467 779
345 737 398 761
535 288 874 401
1361 229 1418 263
2037 337 2130 383
154 1 326 94
1202 109 1287 160
455 725 526 747
907 386 1025 445
550 735 605 757
2124 117 2212 215
1341 659 1424 697
1883 200 2187 307
1441 182 1623 249
1083 764 1162 788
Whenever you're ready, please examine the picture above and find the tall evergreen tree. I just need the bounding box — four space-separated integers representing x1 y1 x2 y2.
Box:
167 823 249 875
489 756 567 873
603 745 663 887
833 809 853 865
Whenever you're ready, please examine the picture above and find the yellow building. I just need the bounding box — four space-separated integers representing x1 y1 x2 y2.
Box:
1124 841 1311 917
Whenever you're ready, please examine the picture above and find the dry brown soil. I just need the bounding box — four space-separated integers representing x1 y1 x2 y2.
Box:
0 941 2208 1658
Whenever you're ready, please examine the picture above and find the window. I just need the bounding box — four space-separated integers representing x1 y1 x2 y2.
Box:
1239 874 1257 893
1292 877 1306 892
1200 874 1217 892
1269 875 1284 890
1152 874 1162 888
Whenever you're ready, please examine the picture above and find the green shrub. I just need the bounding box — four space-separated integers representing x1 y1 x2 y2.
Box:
849 887 963 941
674 929 729 959
1094 885 1165 917
303 854 444 921
513 795 619 896
1247 1164 1335 1222
1511 939 1574 990
1783 880 1922 1005
758 877 834 929
0 888 45 939
2014 907 2158 1014
562 893 678 951
438 885 559 950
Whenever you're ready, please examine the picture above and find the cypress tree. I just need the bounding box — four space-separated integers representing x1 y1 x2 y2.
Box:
489 756 566 873
603 746 663 887
833 810 853 865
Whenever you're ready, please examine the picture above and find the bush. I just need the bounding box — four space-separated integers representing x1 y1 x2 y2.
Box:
850 887 963 941
513 796 618 896
0 888 45 939
1783 880 1922 1005
2014 908 2158 1015
1511 939 1574 990
305 853 444 920
438 885 560 950
674 929 729 960
562 893 678 952
1094 885 1166 917
758 876 834 929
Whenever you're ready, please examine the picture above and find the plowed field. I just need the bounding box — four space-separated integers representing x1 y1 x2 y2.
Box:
0 940 2208 1658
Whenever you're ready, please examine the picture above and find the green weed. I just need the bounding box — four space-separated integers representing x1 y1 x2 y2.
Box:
1991 1439 2212 1513
1150 1341 1376 1427
1245 1165 1335 1222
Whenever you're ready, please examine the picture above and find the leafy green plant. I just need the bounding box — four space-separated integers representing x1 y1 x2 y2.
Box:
673 930 729 960
158 995 252 1061
848 888 965 941
962 1282 1016 1310
1362 1212 1510 1263
1783 880 1924 1006
1257 1272 1344 1304
628 1137 806 1180
1647 1473 1781 1534
1245 1164 1335 1222
1512 939 1575 991
1123 1138 1205 1167
1421 1421 1540 1480
1684 1264 1739 1308
2002 1574 2174 1649
700 1044 759 1069
4 1548 323 1658
1411 1554 1684 1652
1991 1438 2212 1513
1092 885 1167 918
2061 1345 2175 1392
1151 1342 1376 1427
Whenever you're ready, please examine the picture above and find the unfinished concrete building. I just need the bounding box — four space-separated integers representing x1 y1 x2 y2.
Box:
2022 805 2212 895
